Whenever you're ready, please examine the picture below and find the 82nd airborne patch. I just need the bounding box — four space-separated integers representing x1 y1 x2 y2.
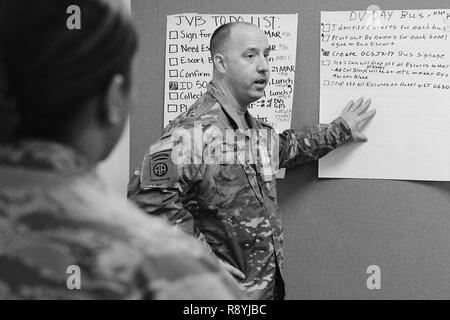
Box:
140 136 176 189
150 152 171 182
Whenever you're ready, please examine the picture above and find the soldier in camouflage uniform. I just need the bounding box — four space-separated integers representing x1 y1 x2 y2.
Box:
128 23 376 299
0 0 241 299
0 141 241 299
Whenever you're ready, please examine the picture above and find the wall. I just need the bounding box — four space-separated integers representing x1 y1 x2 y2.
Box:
130 0 450 299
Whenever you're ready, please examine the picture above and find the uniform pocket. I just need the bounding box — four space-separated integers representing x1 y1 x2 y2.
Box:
213 164 261 222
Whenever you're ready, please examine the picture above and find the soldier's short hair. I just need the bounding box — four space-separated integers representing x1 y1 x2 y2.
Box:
209 22 255 57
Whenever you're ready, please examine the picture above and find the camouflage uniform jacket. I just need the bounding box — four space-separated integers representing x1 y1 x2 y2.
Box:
0 140 242 299
128 82 353 299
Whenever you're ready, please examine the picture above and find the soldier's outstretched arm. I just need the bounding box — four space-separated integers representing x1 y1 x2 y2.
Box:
278 97 375 169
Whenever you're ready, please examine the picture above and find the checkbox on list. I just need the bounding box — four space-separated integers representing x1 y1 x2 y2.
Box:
169 31 178 39
169 58 178 66
169 44 178 53
169 81 178 90
167 104 178 113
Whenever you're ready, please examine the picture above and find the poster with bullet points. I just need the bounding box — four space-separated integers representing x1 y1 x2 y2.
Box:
319 9 450 181
164 13 298 131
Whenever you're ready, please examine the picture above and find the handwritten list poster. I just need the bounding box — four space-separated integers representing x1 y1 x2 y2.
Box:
164 13 298 132
319 9 450 181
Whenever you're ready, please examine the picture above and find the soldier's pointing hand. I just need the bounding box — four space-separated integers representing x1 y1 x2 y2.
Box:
340 97 376 142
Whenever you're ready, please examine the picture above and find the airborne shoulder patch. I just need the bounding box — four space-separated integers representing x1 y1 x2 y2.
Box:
140 136 177 189
150 152 171 182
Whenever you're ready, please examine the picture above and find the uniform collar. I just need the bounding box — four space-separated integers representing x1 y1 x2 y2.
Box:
207 83 274 181
208 81 255 130
244 111 262 130
0 140 93 174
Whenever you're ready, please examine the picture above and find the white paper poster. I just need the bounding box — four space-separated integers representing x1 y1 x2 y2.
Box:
319 9 450 181
164 13 298 132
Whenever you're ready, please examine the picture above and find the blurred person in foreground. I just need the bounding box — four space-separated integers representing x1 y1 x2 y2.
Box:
0 0 241 299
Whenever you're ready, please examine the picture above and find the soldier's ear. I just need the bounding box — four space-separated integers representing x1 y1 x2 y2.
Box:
213 53 227 74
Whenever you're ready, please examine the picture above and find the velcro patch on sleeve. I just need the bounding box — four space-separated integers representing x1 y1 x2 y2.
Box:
150 152 171 182
140 137 177 189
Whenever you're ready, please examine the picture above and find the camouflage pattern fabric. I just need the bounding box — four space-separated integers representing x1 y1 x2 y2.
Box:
128 82 353 300
0 140 242 300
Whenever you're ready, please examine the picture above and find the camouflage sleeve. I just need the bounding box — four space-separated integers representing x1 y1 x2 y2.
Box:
137 256 244 300
278 116 353 169
0 208 242 300
127 131 207 240
128 180 187 236
118 204 243 300
0 182 241 300
128 166 204 237
134 228 244 300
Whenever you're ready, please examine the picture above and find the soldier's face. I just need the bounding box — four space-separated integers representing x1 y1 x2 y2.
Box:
222 25 271 108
